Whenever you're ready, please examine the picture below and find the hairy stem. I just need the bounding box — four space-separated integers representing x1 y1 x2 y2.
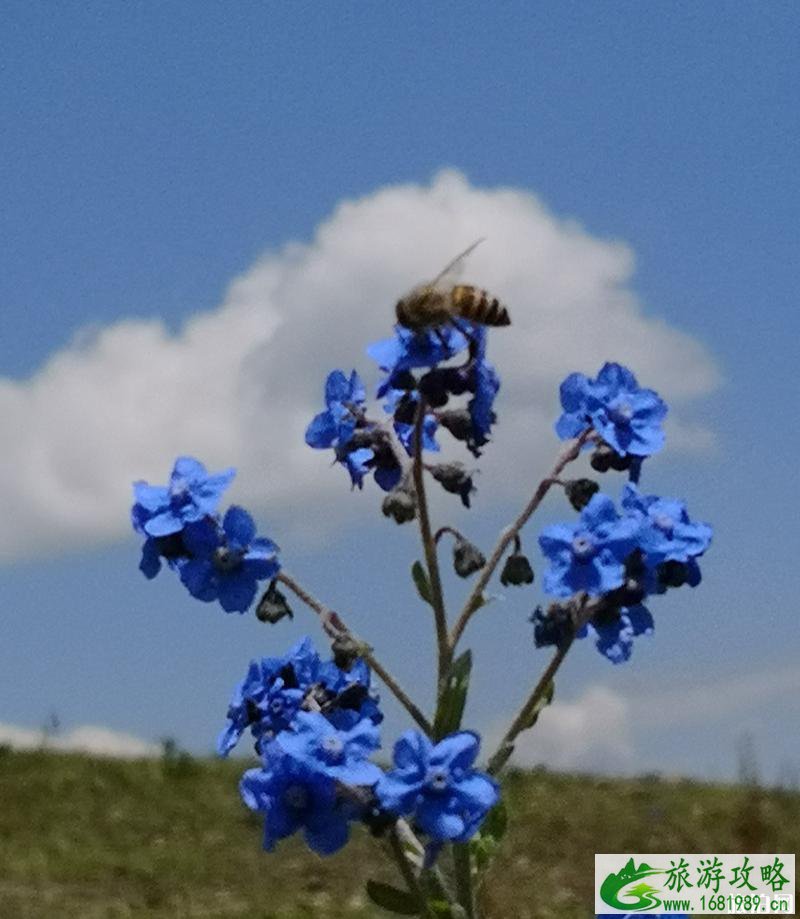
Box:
486 637 573 776
486 596 595 775
276 571 432 734
412 400 451 693
450 429 592 650
453 843 476 919
388 829 429 914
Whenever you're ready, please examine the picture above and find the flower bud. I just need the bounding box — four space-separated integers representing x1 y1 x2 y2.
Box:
348 429 378 450
331 634 362 671
429 462 475 508
452 538 486 578
381 484 417 524
255 582 293 624
437 408 473 442
564 478 600 512
657 560 688 589
418 370 450 408
500 552 535 586
590 443 613 472
531 603 572 648
392 393 417 425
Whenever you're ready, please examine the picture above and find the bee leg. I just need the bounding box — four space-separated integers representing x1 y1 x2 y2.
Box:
433 326 450 348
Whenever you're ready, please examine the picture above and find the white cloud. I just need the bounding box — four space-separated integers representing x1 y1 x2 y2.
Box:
0 722 158 758
485 685 635 774
0 170 721 560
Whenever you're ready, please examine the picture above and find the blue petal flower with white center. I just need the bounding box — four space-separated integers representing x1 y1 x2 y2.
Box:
240 747 352 855
178 506 280 613
580 604 654 664
376 730 499 843
622 484 713 568
539 493 641 598
277 710 382 787
305 370 367 450
555 363 667 457
217 637 320 756
131 456 235 538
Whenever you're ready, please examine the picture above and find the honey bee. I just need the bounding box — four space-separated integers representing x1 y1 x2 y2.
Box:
395 239 510 333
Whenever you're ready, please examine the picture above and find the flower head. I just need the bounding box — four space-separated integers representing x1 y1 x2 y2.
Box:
305 370 367 451
368 325 470 383
580 604 654 664
556 363 667 457
217 637 320 756
277 710 382 786
131 456 235 538
240 748 353 855
538 493 640 598
376 731 499 842
315 658 384 730
178 507 280 613
621 484 712 569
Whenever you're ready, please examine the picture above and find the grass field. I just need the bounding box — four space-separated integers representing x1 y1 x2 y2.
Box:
0 747 797 918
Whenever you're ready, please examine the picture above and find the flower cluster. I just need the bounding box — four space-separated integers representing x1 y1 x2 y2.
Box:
131 457 280 614
222 636 498 857
556 362 668 482
305 322 500 510
537 362 712 663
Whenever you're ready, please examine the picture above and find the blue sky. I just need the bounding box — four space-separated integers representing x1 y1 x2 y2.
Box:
1 2 798 781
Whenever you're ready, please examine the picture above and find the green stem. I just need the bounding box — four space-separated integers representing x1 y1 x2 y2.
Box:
450 429 592 651
276 571 432 734
388 830 430 915
453 843 476 919
412 400 451 696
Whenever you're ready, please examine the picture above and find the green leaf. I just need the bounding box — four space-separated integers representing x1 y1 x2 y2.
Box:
412 561 433 606
470 801 509 873
519 679 554 731
433 650 472 739
365 879 420 915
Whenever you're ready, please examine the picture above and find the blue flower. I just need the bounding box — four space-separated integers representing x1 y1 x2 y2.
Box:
138 532 189 580
131 456 235 538
580 604 654 664
178 506 280 613
621 484 712 569
277 711 382 786
376 731 499 842
240 747 353 855
368 325 470 383
317 658 384 730
539 494 641 598
466 326 501 454
217 637 320 756
305 370 367 451
394 416 440 456
556 363 667 457
338 446 375 490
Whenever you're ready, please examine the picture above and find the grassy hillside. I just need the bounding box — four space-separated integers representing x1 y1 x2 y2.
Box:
0 748 797 918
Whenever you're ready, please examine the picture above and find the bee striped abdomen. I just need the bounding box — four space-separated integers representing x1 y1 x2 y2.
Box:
451 285 510 326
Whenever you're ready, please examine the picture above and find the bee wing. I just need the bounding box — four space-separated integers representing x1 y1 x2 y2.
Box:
428 237 486 289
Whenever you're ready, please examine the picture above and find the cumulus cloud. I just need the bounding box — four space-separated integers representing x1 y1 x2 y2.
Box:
0 170 721 560
0 722 158 758
485 685 635 774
